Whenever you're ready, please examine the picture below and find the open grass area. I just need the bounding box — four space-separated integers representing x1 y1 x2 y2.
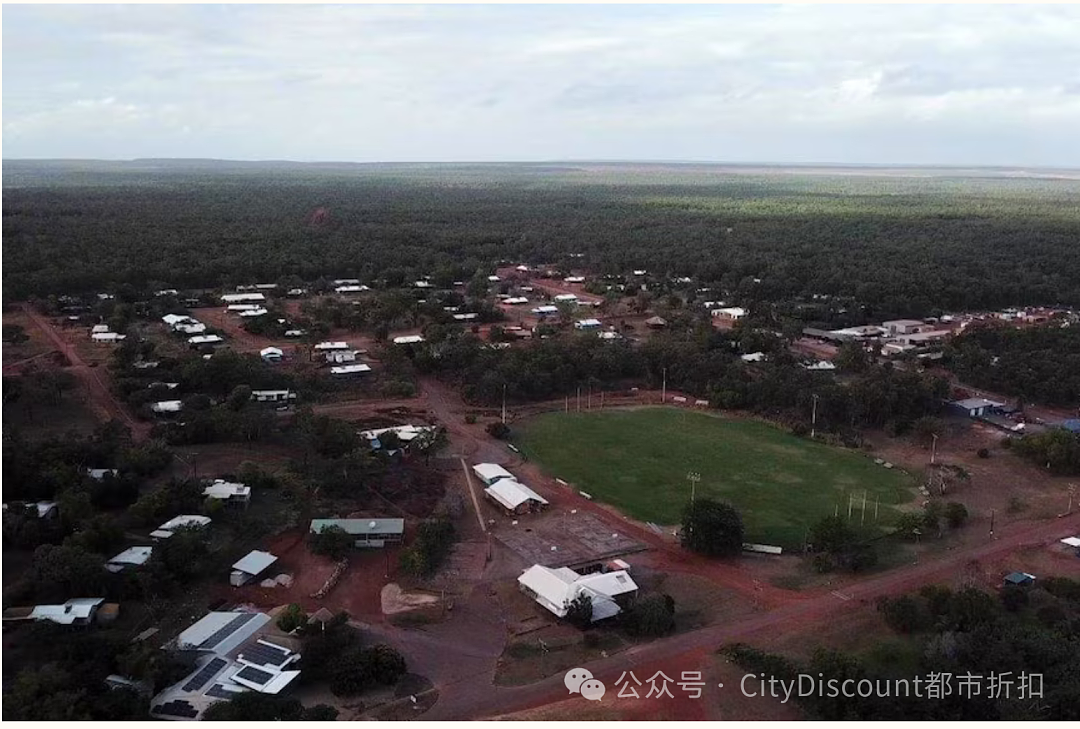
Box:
515 408 914 549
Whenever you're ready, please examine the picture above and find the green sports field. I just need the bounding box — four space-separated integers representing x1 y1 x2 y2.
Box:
514 408 914 549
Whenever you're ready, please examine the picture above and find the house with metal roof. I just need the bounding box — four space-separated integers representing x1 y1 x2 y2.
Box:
152 515 212 540
203 480 251 506
2 598 107 627
484 479 549 515
151 610 300 720
259 347 283 363
220 293 266 304
330 363 372 376
1003 571 1036 587
950 397 1005 418
472 462 515 486
107 546 154 573
309 518 405 548
250 389 296 404
151 400 183 415
574 318 602 330
393 334 425 345
230 551 278 587
517 565 638 623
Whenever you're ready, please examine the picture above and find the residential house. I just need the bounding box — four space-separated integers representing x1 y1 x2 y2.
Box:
152 515 212 540
309 518 405 548
203 480 251 507
392 335 425 345
949 398 1005 418
250 390 296 404
472 462 515 486
106 546 154 573
150 611 301 720
574 318 602 330
220 293 266 304
2 598 107 627
260 347 284 363
330 364 372 377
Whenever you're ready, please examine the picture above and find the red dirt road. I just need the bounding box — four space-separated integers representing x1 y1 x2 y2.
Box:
18 304 151 439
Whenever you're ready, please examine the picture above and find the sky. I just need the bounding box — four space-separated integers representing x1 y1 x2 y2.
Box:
4 2 1080 166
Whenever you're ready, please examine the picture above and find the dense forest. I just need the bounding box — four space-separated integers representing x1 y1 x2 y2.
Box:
944 324 1080 409
4 161 1080 318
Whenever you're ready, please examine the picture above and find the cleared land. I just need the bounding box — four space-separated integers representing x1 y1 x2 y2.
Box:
515 408 914 548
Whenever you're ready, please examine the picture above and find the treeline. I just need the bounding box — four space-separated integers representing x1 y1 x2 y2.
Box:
5 165 1079 316
944 323 1080 408
724 578 1080 719
414 324 949 438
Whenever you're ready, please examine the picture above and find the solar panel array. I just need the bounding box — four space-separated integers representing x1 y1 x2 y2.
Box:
205 684 242 700
181 657 228 692
240 640 291 667
235 665 274 685
198 612 257 649
152 700 199 718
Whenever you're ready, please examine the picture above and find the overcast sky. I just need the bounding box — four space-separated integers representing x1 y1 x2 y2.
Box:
4 3 1080 166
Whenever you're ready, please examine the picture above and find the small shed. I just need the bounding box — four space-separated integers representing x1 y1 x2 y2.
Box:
1003 571 1036 587
230 550 279 587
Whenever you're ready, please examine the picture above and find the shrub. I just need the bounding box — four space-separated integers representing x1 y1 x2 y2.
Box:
680 499 744 557
877 595 924 633
277 603 308 633
623 594 676 638
944 502 969 529
485 421 511 440
566 594 593 629
464 414 477 425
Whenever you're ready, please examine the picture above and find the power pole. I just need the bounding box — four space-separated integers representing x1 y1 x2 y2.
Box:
847 491 853 519
811 394 819 439
587 385 592 410
501 384 507 424
565 395 569 413
861 491 867 525
989 508 995 538
661 367 667 403
577 386 581 412
931 433 938 465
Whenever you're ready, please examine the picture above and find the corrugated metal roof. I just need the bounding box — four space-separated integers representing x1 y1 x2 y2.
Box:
309 518 404 535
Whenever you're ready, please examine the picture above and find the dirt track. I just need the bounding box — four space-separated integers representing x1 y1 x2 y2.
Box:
19 304 151 439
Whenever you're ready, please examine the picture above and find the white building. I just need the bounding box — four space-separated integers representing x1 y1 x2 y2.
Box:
517 565 638 622
574 318 602 330
472 462 515 486
151 611 301 720
151 400 183 414
484 479 549 514
330 364 372 376
392 335 425 345
325 349 358 364
531 305 559 315
106 546 154 573
91 332 126 343
220 293 266 304
260 347 284 363
230 551 278 587
553 294 578 304
203 480 251 506
238 307 269 318
152 515 212 540
313 341 349 351
188 334 225 347
22 598 106 626
309 518 404 548
741 352 766 363
711 307 747 320
251 390 296 404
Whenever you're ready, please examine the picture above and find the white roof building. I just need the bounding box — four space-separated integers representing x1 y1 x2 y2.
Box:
712 307 747 319
313 341 349 351
203 480 251 502
802 361 837 371
260 347 284 360
393 335 425 345
92 332 126 342
188 334 225 346
472 462 515 486
503 297 529 305
29 598 105 626
152 514 212 540
106 546 154 573
453 312 479 321
251 390 295 403
517 565 638 622
564 276 585 283
484 479 549 512
741 352 766 363
92 324 110 334
574 318 602 329
226 304 262 312
87 468 119 480
330 364 372 376
359 424 437 447
238 307 269 318
151 400 183 414
553 294 578 303
531 305 559 315
152 611 300 720
334 284 370 293
220 293 266 303
230 551 278 587
325 349 358 364
175 322 207 335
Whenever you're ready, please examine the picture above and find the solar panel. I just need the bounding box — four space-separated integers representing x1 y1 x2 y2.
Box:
239 640 291 668
152 700 199 718
205 684 244 700
198 613 257 649
181 657 228 692
235 665 273 685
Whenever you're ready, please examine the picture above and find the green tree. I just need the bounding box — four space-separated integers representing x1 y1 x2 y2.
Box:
623 594 676 637
277 603 308 633
308 525 354 561
944 501 969 529
565 593 594 629
680 498 744 557
809 514 856 553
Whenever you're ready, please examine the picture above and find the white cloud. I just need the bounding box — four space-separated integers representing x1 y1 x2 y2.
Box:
3 4 1079 165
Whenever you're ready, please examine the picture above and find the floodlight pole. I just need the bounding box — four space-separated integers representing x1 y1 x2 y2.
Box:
687 471 701 505
811 394 819 439
931 433 938 465
501 384 507 424
662 367 667 403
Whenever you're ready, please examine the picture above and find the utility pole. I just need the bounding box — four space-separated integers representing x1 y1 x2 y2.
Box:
989 508 995 538
861 491 867 525
587 385 592 411
811 394 819 439
661 367 667 403
931 433 938 465
565 395 569 413
687 471 701 505
847 491 853 519
501 384 507 424
577 386 581 412
1067 484 1076 515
